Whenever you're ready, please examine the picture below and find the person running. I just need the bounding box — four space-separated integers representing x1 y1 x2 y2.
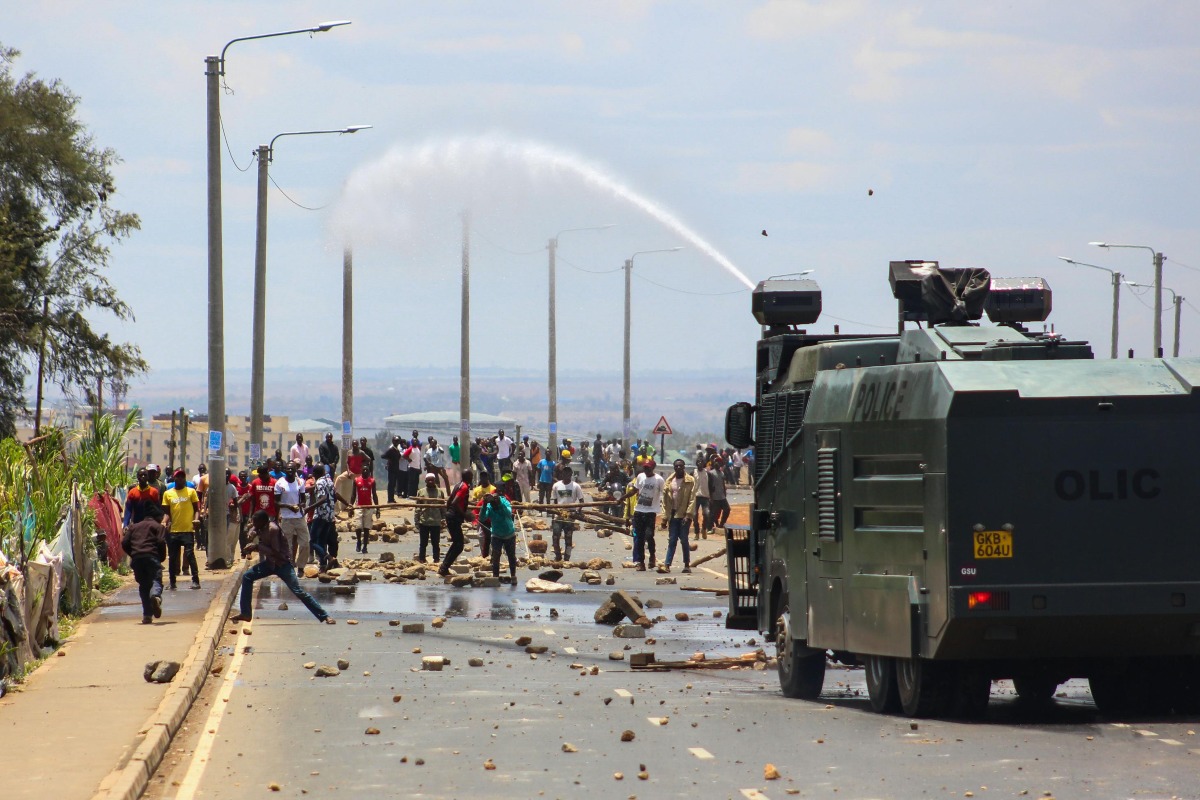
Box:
122 501 167 624
162 469 202 590
481 491 517 583
275 462 309 570
232 511 334 625
415 473 446 564
535 452 557 506
660 459 697 573
550 466 585 562
621 460 665 571
439 469 474 577
352 460 379 554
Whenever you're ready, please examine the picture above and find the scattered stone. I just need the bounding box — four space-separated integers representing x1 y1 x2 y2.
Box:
278 602 289 611
332 585 354 596
605 574 616 585
402 623 425 634
431 617 446 628
645 598 663 609
638 770 649 780
609 651 626 661
594 600 625 625
765 764 781 780
389 620 402 627
634 616 653 628
143 660 181 684
655 577 676 585
629 652 656 667
713 610 722 618
336 574 359 586
336 658 350 670
539 569 564 582
469 657 484 667
620 730 636 742
549 608 559 618
613 772 624 780
303 661 316 669
412 647 422 654
525 645 549 654
475 576 501 588
303 565 320 578
561 742 578 753
399 565 426 580
614 624 646 639
422 656 446 671
483 758 496 770
610 590 645 622
374 630 383 638
516 636 533 647
314 665 340 677
379 552 395 563
449 575 473 588
365 727 380 735
675 612 689 621
268 782 281 792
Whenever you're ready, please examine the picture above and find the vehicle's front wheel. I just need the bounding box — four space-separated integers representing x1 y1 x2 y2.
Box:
896 657 952 717
777 608 826 699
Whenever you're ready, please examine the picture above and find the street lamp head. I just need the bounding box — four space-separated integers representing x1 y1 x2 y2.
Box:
1057 256 1075 263
342 125 372 134
1089 242 1109 248
314 20 352 32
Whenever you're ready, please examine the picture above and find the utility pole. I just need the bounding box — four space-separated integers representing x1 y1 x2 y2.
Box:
342 245 353 474
547 236 558 456
1153 250 1165 356
34 296 49 436
622 258 632 449
459 211 471 469
179 407 189 476
1109 271 1122 360
168 410 178 473
250 143 269 458
1172 294 1183 357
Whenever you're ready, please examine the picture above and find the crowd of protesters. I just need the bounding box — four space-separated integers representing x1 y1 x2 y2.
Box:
120 426 751 625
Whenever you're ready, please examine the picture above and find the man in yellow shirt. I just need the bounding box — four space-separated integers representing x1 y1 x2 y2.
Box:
162 469 201 590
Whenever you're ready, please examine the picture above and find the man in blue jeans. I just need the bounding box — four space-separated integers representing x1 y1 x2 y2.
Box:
659 459 697 574
232 510 335 624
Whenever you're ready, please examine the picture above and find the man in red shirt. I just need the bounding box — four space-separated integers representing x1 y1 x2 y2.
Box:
438 469 474 577
352 460 379 554
246 465 277 554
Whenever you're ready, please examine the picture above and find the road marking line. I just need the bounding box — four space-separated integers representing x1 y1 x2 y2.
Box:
1159 739 1184 746
1110 723 1131 728
543 628 556 635
614 688 632 698
1189 749 1200 756
1136 729 1159 737
563 646 577 654
689 747 714 759
740 790 769 799
647 716 669 726
174 621 252 800
700 566 726 580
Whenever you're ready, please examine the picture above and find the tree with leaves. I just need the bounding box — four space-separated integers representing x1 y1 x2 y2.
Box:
0 45 145 439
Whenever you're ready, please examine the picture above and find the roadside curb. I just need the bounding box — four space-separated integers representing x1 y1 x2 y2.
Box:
91 563 244 800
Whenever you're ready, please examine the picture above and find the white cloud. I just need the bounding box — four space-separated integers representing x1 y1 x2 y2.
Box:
731 161 837 193
745 0 863 39
784 127 835 155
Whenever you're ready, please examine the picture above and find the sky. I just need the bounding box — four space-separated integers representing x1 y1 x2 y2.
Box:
6 1 1200 400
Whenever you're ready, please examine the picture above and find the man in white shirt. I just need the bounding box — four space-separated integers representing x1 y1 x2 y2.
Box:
424 436 450 492
404 438 424 498
274 462 310 569
289 433 310 468
494 429 515 474
621 460 665 570
550 466 585 562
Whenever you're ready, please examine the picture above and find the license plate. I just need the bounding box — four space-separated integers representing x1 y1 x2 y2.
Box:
974 530 1012 559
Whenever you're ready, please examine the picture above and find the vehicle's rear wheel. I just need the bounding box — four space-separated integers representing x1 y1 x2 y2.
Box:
1089 660 1169 717
954 667 992 719
864 655 900 714
776 609 826 699
896 657 951 717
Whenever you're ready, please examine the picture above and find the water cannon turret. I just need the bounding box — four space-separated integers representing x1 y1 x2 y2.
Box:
752 276 821 335
889 260 990 326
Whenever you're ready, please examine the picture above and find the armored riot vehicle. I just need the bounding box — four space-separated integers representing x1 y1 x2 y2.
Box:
724 261 1200 717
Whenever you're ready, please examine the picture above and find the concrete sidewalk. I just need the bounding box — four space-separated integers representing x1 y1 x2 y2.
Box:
0 563 242 800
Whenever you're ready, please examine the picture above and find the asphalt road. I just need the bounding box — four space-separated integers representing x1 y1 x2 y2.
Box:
146 498 1200 800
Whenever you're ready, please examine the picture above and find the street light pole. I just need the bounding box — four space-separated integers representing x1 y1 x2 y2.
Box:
1090 242 1165 356
1126 281 1183 357
547 224 614 455
205 19 350 569
250 125 370 462
622 248 682 450
342 245 354 474
460 211 471 470
1058 257 1122 359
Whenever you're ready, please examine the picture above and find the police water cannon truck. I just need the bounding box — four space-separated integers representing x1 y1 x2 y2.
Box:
723 261 1200 717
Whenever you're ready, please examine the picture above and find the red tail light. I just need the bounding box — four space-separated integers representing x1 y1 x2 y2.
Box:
968 591 1010 610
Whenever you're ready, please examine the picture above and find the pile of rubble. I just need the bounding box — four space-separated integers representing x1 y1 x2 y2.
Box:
301 553 617 592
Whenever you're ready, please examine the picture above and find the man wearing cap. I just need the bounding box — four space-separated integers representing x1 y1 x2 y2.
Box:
659 459 697 574
550 466 585 562
415 473 446 564
145 464 168 501
162 469 202 589
621 460 665 570
123 468 161 528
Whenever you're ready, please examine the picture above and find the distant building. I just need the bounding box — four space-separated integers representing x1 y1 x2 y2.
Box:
380 411 519 445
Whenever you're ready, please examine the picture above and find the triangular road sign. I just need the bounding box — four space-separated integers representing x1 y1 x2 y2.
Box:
651 416 673 435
